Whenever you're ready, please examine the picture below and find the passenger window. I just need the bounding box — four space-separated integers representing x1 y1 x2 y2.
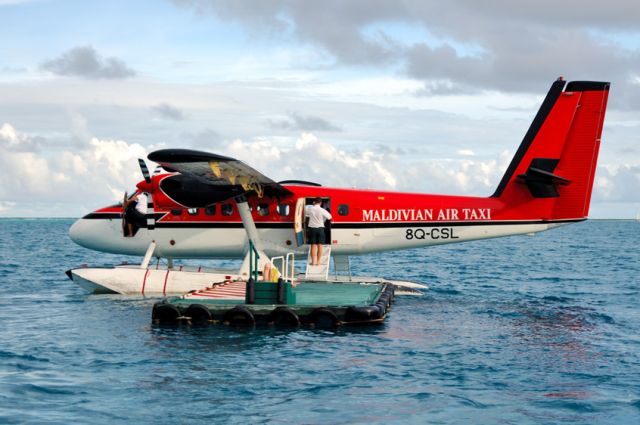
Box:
257 203 269 217
338 204 349 216
204 205 216 216
187 208 199 215
277 204 290 216
171 209 182 216
221 204 233 216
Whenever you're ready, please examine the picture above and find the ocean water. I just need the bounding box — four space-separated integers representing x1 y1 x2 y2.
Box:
0 219 638 424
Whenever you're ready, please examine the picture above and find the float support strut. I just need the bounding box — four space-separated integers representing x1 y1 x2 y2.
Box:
141 241 157 269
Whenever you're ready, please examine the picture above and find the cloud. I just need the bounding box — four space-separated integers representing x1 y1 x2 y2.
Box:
0 123 22 145
1 66 27 74
68 112 93 147
177 128 223 149
173 0 640 101
79 123 640 209
0 122 46 152
594 164 640 203
226 132 397 189
0 0 34 5
152 103 185 121
40 46 136 80
0 201 16 213
0 123 147 209
173 0 404 66
220 132 509 195
267 112 341 132
456 149 475 157
2 122 637 217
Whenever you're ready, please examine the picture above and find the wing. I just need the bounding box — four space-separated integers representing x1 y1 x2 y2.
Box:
148 149 293 206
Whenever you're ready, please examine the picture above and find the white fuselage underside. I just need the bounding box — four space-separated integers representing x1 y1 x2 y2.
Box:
69 217 563 259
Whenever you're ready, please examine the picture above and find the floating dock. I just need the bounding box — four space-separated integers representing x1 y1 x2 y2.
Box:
152 278 395 328
152 241 397 328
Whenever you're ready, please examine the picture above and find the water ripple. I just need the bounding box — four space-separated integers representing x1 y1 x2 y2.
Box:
0 219 639 424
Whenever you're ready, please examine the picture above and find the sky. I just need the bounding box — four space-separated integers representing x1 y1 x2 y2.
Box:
0 0 638 218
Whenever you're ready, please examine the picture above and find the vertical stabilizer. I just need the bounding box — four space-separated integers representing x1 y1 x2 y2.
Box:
492 78 610 220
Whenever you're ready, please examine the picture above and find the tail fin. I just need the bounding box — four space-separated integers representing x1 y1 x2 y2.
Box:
492 78 610 220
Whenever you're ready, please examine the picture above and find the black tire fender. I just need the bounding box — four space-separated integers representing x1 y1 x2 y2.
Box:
152 303 181 324
344 305 382 322
223 306 256 326
378 293 391 308
184 304 212 325
268 306 300 327
309 307 338 329
384 284 395 300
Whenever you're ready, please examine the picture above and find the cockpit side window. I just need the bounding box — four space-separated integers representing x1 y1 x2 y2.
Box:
277 204 290 216
257 203 269 216
221 204 233 216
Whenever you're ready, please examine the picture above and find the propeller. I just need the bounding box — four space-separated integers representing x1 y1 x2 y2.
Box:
138 158 151 184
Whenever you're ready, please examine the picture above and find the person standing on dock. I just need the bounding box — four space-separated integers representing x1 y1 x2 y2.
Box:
305 198 332 266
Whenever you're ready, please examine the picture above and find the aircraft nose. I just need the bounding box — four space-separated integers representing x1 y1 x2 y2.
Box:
69 215 119 252
68 217 89 246
68 214 149 256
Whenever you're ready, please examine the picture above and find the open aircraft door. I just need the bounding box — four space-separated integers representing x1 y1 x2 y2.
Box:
294 197 306 247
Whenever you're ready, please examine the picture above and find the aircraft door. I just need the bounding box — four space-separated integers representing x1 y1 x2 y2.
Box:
294 197 306 247
321 198 332 244
122 190 154 237
294 197 332 247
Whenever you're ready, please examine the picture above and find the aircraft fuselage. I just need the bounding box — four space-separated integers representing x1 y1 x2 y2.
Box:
69 185 572 259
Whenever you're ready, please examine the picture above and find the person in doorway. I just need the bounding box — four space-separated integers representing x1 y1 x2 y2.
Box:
305 197 332 266
123 192 148 237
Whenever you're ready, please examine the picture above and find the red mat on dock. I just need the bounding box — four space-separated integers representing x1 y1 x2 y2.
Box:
185 280 246 300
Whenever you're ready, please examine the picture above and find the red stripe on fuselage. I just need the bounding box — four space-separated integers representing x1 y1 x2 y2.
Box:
91 183 589 226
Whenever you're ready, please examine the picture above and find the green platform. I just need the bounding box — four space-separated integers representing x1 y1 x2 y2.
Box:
292 282 382 307
172 281 383 308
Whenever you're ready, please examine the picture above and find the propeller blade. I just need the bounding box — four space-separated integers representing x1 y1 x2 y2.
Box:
138 158 151 184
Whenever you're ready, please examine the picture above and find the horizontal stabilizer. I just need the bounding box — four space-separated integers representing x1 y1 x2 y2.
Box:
517 158 570 198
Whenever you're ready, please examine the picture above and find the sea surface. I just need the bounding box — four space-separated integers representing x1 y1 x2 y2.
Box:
0 219 638 424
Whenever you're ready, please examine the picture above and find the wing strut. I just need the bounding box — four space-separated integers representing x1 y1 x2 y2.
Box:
235 194 271 277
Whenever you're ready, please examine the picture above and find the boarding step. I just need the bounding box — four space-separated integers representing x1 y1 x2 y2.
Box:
305 245 331 280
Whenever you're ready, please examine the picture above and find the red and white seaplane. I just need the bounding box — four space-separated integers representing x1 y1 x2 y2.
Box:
67 78 609 295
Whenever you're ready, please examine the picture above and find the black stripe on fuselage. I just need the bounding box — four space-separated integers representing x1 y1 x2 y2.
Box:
83 213 121 219
82 212 166 220
79 213 584 228
331 218 584 228
155 222 294 229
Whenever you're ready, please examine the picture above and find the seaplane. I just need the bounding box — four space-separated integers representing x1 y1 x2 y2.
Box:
67 78 609 296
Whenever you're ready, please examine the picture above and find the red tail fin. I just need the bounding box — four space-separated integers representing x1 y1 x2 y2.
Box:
492 78 610 220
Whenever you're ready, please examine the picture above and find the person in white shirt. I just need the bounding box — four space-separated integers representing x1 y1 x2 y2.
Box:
134 192 148 215
305 197 332 266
